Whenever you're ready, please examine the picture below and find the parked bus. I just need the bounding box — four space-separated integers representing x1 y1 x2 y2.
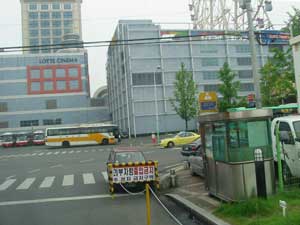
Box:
15 132 29 147
45 124 116 147
33 130 45 145
1 132 14 147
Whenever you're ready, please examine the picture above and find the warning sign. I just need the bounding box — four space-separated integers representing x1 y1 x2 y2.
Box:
112 165 156 183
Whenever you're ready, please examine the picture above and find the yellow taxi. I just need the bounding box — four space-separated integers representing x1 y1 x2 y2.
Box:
160 131 200 148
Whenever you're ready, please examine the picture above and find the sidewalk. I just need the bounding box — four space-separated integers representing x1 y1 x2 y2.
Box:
162 168 231 225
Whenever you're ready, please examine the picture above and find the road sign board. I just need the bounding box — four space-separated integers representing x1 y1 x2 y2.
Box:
199 92 218 112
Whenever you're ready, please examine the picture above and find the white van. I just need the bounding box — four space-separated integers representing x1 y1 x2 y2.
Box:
271 115 300 178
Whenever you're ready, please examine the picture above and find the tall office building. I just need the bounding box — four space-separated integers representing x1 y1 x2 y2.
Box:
20 0 82 53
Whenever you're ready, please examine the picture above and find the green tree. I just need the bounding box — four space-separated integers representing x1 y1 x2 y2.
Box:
171 63 197 130
281 7 300 36
218 62 241 112
260 48 296 106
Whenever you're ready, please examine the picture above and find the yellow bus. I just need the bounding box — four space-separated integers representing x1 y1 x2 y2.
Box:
45 124 117 147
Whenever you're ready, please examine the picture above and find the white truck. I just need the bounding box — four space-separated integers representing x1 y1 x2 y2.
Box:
271 115 300 179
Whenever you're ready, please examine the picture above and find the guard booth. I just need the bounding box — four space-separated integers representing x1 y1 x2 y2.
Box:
199 109 276 201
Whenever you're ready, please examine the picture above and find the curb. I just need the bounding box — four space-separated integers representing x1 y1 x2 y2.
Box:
165 194 231 225
159 164 187 191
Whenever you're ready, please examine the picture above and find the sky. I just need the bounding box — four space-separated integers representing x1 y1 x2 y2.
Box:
0 0 299 96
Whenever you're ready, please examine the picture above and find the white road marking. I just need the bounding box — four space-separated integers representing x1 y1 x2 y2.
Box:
54 151 60 155
46 152 52 155
0 194 134 206
91 149 96 152
31 153 37 156
6 175 16 180
80 158 94 163
98 149 103 152
76 150 81 153
61 151 67 154
69 150 74 153
144 151 155 154
82 173 96 184
50 164 62 168
37 153 44 156
62 175 74 186
39 176 55 188
0 179 16 191
16 178 36 190
84 150 88 153
163 163 184 170
102 172 108 183
28 169 40 174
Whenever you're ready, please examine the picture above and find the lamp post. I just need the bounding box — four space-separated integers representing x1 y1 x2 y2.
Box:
154 66 161 144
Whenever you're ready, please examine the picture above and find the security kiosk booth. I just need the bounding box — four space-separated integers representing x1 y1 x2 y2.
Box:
199 109 276 201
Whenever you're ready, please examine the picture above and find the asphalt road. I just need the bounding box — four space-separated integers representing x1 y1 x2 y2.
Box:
0 143 186 225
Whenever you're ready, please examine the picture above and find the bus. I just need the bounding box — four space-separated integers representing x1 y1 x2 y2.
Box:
1 132 14 148
33 130 45 145
45 124 116 147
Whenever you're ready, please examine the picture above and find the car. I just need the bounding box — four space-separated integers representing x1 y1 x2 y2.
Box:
160 131 200 148
106 148 147 191
181 138 201 156
188 149 205 177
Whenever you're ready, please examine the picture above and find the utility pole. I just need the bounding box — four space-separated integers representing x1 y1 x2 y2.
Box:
241 0 262 108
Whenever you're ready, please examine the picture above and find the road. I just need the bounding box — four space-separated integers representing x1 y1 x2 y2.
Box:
0 144 186 225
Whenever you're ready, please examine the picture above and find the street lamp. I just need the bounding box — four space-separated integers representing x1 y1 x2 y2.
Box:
154 66 161 144
239 0 272 108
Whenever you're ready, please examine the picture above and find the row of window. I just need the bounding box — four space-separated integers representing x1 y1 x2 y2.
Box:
47 127 112 136
201 58 252 67
203 70 252 80
0 100 57 113
29 28 73 38
28 3 72 11
29 20 73 28
203 83 254 92
30 38 61 47
29 12 72 20
20 119 62 127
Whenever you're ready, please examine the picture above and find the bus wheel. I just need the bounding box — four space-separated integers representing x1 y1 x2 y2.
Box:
102 139 108 145
62 141 70 148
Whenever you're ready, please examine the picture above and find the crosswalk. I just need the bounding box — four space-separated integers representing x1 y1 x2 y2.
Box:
0 148 112 160
0 172 108 192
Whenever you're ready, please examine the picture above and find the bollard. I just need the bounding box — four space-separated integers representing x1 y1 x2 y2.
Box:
170 169 176 187
254 148 267 199
279 200 287 217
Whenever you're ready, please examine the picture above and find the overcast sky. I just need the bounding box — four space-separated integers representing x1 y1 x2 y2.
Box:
0 0 299 96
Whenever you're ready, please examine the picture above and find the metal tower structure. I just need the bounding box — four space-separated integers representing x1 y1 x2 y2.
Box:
189 0 273 30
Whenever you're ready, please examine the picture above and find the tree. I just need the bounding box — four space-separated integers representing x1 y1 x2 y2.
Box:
281 7 300 36
260 48 296 106
171 63 197 130
218 62 241 112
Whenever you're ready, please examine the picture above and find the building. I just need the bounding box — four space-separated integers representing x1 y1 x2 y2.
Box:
106 20 290 136
0 52 110 132
91 86 108 107
20 0 82 53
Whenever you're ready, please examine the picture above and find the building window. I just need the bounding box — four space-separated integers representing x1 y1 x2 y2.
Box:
203 71 219 80
41 20 50 28
20 120 39 127
53 38 61 45
64 3 72 10
42 38 51 46
63 11 73 19
63 20 72 28
202 58 219 67
27 65 82 94
29 20 39 29
53 29 62 36
29 12 38 20
204 84 219 92
52 12 61 19
240 83 254 91
0 122 8 128
200 45 218 53
46 100 57 109
41 4 49 10
43 118 61 125
238 70 252 79
52 3 60 10
41 29 50 37
29 4 37 10
52 20 62 28
30 39 39 47
237 58 252 66
29 29 39 37
235 45 250 53
40 12 50 19
64 28 73 34
0 102 8 112
132 73 162 86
